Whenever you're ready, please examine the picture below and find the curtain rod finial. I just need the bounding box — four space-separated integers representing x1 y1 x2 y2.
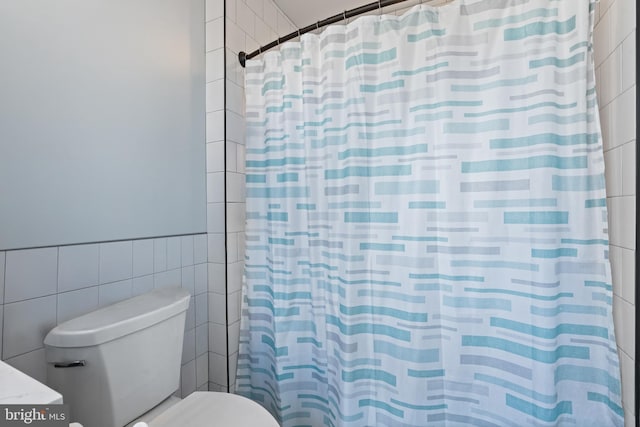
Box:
239 51 247 68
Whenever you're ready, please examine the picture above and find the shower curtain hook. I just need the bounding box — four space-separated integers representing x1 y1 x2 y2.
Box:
378 0 383 16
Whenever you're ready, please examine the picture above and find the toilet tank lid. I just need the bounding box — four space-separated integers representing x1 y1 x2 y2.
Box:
44 287 191 348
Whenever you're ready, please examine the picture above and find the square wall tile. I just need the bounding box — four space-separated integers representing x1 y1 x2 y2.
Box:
226 111 245 145
206 111 225 143
209 352 228 386
154 238 168 273
155 268 182 290
208 263 226 294
227 290 241 325
57 287 99 323
227 234 239 264
621 33 636 91
226 203 246 233
207 173 226 203
132 275 155 296
225 20 245 54
196 323 209 357
208 234 226 264
133 239 154 278
99 241 132 284
185 297 196 332
613 295 635 357
167 237 181 270
3 295 57 359
621 140 636 196
225 0 236 21
209 292 227 325
206 142 225 173
206 18 224 52
206 80 225 112
5 248 57 303
195 264 208 295
98 279 132 307
619 350 635 416
182 266 195 296
228 352 238 387
226 81 244 116
209 322 226 356
206 49 225 82
209 382 226 392
226 142 238 174
194 235 208 265
621 247 636 304
227 261 244 294
227 172 246 203
182 328 196 364
181 359 197 398
263 0 277 28
236 0 256 37
58 244 99 293
206 0 224 22
181 236 195 267
196 353 209 388
195 293 208 326
207 203 226 233
228 321 240 356
611 87 637 148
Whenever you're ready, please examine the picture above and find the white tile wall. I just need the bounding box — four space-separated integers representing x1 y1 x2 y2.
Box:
595 0 636 425
153 238 167 273
0 234 208 399
57 287 99 323
98 279 133 307
167 237 181 271
181 265 195 296
99 241 133 284
133 240 154 278
5 248 58 303
3 296 57 359
58 244 100 292
202 0 295 392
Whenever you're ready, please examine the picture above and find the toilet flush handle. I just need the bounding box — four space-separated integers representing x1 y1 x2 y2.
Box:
52 360 86 368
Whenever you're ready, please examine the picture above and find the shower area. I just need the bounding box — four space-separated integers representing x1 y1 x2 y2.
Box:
203 0 638 425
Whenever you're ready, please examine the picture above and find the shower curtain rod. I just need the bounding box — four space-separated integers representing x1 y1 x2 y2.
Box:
238 0 411 67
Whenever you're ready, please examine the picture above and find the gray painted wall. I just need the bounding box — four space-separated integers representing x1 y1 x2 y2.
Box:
0 0 206 250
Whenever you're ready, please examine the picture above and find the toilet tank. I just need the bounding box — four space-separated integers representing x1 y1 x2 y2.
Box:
44 287 190 427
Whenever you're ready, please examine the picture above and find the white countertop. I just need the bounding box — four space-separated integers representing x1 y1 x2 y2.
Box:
0 360 62 404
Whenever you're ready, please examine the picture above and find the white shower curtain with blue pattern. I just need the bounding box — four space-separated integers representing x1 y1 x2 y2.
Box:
237 1 624 425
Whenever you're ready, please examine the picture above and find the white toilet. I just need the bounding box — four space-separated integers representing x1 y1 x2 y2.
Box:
43 287 278 427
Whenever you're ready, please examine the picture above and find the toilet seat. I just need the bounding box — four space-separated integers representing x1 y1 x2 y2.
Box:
148 392 279 427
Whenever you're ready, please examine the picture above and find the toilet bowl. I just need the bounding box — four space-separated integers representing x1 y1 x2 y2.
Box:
44 288 278 427
146 392 278 427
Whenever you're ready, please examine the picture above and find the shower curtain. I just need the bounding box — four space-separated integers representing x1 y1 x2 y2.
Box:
237 1 623 426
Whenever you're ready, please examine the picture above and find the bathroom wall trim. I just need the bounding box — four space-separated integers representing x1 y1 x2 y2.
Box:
2 233 208 253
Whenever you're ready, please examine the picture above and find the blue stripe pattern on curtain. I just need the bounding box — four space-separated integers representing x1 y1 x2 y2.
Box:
237 0 624 426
